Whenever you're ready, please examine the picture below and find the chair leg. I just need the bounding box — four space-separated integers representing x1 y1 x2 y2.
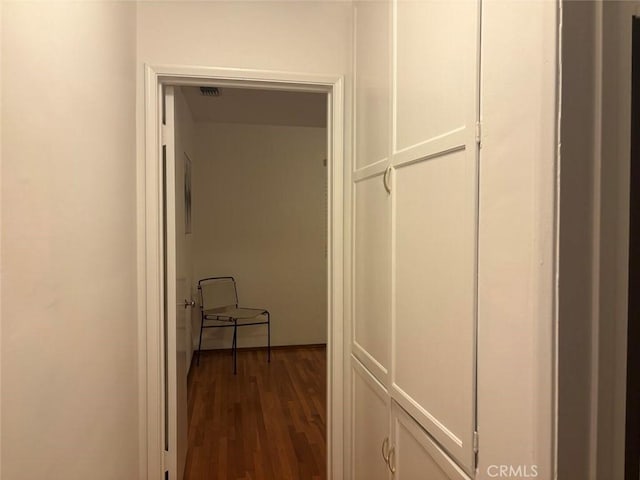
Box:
267 311 271 363
233 321 238 375
197 315 205 366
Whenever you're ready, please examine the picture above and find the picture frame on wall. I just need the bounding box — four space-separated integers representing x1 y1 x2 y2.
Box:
185 152 192 234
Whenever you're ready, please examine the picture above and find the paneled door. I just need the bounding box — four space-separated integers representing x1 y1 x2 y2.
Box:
390 0 480 474
352 0 480 475
163 86 189 480
351 356 392 480
390 401 471 480
352 0 393 387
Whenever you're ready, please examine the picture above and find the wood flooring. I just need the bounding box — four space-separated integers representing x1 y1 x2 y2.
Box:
184 346 327 480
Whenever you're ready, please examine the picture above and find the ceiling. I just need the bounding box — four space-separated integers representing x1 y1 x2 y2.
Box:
181 86 327 128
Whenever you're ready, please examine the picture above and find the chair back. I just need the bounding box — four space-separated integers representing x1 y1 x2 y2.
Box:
198 277 238 311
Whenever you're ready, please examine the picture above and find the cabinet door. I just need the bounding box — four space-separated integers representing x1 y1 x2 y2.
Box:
353 172 391 384
390 0 480 474
354 0 391 170
390 402 471 480
352 356 391 480
352 0 392 386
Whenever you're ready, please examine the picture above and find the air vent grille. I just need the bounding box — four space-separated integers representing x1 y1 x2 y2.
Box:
199 87 221 97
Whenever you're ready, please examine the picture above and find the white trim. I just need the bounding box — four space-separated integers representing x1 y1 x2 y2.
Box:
352 159 388 183
0 1 4 475
140 65 346 480
553 1 563 478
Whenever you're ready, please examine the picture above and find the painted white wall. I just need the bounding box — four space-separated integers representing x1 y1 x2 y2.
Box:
1 3 138 480
174 88 197 372
136 2 352 74
192 122 327 349
477 1 558 478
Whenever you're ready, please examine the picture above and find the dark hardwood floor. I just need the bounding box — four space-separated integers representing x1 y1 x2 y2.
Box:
184 346 327 480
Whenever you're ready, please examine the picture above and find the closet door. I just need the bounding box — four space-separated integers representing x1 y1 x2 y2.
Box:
390 402 471 480
352 0 392 385
353 173 391 383
390 0 480 474
351 356 391 480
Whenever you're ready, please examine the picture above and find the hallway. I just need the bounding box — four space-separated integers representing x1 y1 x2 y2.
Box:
184 346 327 480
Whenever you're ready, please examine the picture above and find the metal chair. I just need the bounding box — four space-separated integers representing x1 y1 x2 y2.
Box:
196 276 270 374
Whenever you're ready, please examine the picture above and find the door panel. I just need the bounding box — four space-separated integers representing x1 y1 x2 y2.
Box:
352 356 391 480
394 0 478 152
175 278 188 480
353 172 391 384
392 147 476 473
391 402 471 480
351 0 480 475
354 0 391 169
163 86 188 480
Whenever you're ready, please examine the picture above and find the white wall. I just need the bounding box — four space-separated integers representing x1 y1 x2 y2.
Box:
136 2 352 74
1 3 138 480
477 2 558 478
192 122 327 349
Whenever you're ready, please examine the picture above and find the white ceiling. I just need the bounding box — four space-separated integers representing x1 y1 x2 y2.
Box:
181 86 327 127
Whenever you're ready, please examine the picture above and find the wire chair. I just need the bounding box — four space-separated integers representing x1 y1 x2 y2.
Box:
196 276 270 374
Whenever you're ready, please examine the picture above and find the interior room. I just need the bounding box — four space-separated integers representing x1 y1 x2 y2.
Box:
170 85 328 479
3 1 639 480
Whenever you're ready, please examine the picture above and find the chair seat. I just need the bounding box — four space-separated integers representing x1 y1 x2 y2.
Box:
203 307 268 322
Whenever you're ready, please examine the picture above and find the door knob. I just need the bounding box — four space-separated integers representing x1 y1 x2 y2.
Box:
184 299 195 308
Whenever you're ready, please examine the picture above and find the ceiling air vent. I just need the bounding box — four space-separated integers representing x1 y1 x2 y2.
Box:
199 87 221 97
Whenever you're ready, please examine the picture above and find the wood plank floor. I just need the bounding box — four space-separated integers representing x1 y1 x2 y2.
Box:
184 346 327 480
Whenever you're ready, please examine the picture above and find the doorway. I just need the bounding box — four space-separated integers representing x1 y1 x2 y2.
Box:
177 84 328 479
141 66 345 480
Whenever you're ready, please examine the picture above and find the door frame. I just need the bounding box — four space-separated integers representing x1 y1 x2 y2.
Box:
140 64 345 479
626 16 640 479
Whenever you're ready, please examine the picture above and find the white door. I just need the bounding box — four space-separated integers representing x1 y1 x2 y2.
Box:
351 356 392 480
352 0 480 475
352 0 392 387
163 85 189 480
390 402 471 480
390 0 480 474
353 171 391 384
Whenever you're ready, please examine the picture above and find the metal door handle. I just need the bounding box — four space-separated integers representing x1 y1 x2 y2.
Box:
388 446 396 474
383 166 392 194
184 299 195 308
381 437 390 463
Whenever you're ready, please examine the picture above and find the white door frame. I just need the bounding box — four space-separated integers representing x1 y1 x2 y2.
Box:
140 64 345 480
